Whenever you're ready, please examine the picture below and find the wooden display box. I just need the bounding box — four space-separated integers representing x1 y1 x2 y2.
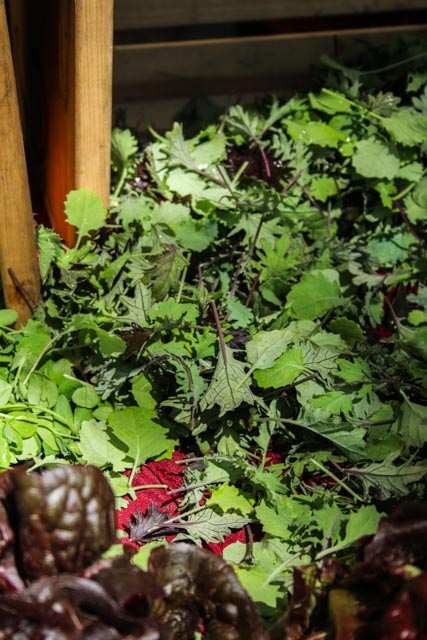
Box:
112 0 427 130
1 1 426 325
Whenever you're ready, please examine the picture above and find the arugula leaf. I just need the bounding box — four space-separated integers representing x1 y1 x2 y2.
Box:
111 128 138 170
177 508 250 545
394 396 427 450
347 457 427 500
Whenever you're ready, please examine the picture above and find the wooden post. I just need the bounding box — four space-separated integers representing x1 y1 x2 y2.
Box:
42 0 114 246
74 0 113 206
0 0 40 325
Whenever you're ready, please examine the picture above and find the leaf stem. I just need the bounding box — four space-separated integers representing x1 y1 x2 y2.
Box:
281 169 303 195
360 51 427 76
168 477 228 495
112 165 128 200
322 88 383 121
129 442 140 488
22 327 78 387
262 551 303 586
309 457 363 503
164 504 207 524
0 404 76 434
394 200 422 243
210 299 233 398
131 483 169 491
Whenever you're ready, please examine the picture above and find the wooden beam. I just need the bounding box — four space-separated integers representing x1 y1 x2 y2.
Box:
114 0 427 29
27 0 113 246
113 24 427 103
42 0 76 246
0 0 40 325
74 0 113 206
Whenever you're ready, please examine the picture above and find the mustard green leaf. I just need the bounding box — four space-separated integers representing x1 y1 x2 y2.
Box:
108 406 178 464
181 508 250 544
72 385 100 409
309 89 353 115
254 347 304 389
328 318 364 346
152 201 190 227
310 391 353 416
111 128 138 170
286 120 346 148
352 138 400 179
131 373 157 410
79 419 127 471
408 310 427 326
381 110 427 146
226 298 254 329
95 329 127 357
175 218 218 252
395 397 427 450
206 484 253 516
65 189 107 235
333 358 372 384
413 176 427 208
310 175 338 202
347 458 427 500
191 132 227 167
287 269 342 320
201 345 257 417
245 329 293 371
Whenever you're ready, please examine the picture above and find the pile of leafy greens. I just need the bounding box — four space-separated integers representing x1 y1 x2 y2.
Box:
1 465 427 639
0 464 265 639
0 41 426 631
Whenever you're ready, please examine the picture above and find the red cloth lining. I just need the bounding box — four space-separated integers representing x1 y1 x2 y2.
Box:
116 450 248 555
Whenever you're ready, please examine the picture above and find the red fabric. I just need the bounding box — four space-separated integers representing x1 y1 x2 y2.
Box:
116 450 186 546
207 528 247 557
116 450 250 556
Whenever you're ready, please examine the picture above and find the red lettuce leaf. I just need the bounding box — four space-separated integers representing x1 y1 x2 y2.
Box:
10 465 116 579
149 542 266 639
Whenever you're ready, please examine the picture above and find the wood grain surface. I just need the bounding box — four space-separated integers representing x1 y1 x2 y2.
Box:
0 0 40 324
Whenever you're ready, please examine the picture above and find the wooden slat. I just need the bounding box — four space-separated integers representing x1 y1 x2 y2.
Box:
113 24 427 103
6 0 27 135
114 0 427 29
27 0 113 246
0 0 40 325
74 0 113 206
42 0 76 246
113 35 334 101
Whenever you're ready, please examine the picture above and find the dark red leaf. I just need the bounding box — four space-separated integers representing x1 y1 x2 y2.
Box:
10 465 116 578
148 542 266 639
